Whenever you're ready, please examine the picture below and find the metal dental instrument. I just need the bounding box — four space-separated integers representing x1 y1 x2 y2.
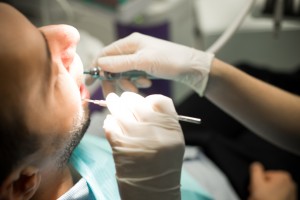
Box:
84 67 156 80
83 98 201 124
177 115 201 124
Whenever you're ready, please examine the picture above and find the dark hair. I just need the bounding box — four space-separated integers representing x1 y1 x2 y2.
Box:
0 102 40 185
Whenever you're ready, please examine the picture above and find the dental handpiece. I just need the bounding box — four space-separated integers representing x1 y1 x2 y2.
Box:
84 67 156 80
83 99 201 124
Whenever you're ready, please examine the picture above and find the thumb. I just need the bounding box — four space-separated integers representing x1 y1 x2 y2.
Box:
145 94 177 116
97 54 139 73
250 162 266 186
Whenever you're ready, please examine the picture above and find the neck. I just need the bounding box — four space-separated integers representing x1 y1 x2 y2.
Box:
31 165 74 200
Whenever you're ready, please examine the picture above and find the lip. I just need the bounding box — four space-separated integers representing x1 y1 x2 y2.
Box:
80 84 90 102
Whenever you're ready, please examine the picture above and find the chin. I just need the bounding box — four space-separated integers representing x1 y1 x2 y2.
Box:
57 108 91 168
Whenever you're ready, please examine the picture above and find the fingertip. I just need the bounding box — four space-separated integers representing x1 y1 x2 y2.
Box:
103 114 113 126
97 57 104 66
102 81 118 98
145 94 176 115
118 79 139 93
104 130 113 145
106 92 119 101
120 91 143 100
249 162 266 186
250 162 265 177
97 57 112 71
85 75 96 85
251 162 264 170
133 78 152 88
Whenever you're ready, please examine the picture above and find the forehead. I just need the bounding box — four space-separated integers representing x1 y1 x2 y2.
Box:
0 4 47 66
0 3 50 122
0 3 49 89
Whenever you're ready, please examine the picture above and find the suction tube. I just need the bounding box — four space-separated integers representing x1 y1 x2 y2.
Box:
201 0 256 54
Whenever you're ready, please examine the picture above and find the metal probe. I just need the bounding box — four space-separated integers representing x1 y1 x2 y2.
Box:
84 67 156 80
83 99 201 124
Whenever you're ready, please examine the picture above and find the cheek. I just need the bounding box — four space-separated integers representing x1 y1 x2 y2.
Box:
54 77 82 132
69 54 83 84
53 70 82 120
60 76 81 107
51 53 84 131
56 54 83 106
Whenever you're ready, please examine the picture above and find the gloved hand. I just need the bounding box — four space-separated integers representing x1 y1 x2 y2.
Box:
103 92 185 200
86 32 214 97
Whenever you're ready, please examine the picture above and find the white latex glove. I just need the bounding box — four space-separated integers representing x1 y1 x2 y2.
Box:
103 92 185 200
86 32 214 97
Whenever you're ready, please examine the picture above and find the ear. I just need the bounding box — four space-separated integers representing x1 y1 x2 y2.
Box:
0 166 41 200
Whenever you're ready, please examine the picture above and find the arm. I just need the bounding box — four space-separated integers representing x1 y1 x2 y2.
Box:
206 59 300 154
90 32 300 155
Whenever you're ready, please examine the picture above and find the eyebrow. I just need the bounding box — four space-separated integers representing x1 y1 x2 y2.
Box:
40 31 52 83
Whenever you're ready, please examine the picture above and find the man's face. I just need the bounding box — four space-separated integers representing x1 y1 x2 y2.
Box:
0 4 90 167
36 25 91 166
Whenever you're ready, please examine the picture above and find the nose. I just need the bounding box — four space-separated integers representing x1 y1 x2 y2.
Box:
40 24 80 48
39 25 80 68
